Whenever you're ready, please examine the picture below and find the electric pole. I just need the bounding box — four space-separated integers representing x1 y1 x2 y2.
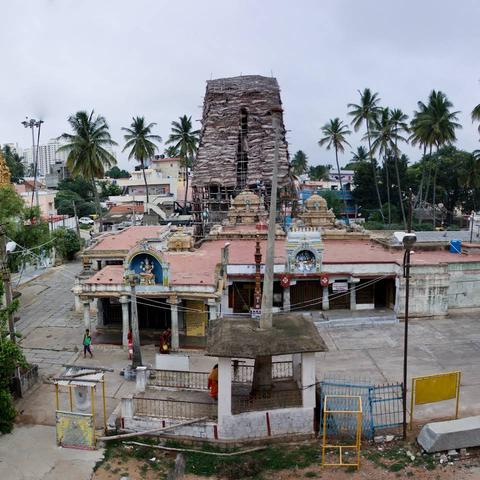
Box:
72 201 81 238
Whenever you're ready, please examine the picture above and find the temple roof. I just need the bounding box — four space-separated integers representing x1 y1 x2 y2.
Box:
206 313 327 358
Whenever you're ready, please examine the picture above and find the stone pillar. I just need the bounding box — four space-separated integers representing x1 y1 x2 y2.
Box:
301 352 316 408
168 296 180 351
350 283 357 311
96 298 104 327
82 299 91 330
292 353 302 388
120 295 130 348
283 286 291 312
322 286 330 311
73 279 82 313
136 366 148 392
218 357 232 417
208 299 218 321
121 396 134 419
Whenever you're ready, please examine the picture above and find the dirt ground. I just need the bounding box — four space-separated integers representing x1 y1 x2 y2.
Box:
92 441 480 480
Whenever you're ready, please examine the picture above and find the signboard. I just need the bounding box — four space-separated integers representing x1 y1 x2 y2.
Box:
410 371 461 429
332 282 348 292
185 300 207 337
250 308 261 319
56 411 95 449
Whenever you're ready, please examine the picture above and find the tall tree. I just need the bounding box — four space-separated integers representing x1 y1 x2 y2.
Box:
308 164 331 181
165 115 200 212
389 108 410 228
472 103 480 135
164 145 179 158
2 146 24 183
122 116 162 207
318 118 351 220
291 150 308 176
413 91 461 226
348 88 384 222
58 111 117 215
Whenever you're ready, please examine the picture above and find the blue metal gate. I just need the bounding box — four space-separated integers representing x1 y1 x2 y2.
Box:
319 378 403 438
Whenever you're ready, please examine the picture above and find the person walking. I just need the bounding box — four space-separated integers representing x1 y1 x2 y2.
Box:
83 329 93 358
208 364 218 401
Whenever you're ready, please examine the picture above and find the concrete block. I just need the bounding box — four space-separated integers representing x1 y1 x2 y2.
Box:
418 416 480 453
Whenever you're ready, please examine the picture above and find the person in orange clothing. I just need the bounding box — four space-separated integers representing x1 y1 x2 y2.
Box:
208 364 218 400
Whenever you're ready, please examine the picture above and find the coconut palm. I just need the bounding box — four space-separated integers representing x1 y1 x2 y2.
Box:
291 150 308 176
472 104 480 134
58 110 117 215
370 108 395 225
389 108 410 228
348 88 384 222
165 115 200 212
122 117 162 207
318 118 351 221
351 146 369 163
413 91 461 226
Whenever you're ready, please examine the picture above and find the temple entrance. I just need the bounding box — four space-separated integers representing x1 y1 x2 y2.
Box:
290 280 322 311
102 298 122 325
229 281 283 314
329 283 350 310
374 278 396 308
137 297 171 330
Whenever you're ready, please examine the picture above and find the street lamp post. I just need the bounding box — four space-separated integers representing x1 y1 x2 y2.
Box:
21 118 44 209
402 191 416 440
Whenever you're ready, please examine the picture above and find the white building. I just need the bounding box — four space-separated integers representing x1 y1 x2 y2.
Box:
22 139 69 176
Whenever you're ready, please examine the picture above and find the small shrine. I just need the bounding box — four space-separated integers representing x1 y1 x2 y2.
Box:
0 151 11 185
286 228 324 274
225 189 268 225
298 193 336 228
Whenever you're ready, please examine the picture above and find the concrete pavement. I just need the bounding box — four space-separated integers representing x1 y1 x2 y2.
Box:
0 425 103 480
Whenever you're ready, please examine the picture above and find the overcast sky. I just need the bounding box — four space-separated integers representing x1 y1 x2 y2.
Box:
1 0 480 169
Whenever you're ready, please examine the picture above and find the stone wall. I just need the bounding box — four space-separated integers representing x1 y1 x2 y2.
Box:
447 262 480 310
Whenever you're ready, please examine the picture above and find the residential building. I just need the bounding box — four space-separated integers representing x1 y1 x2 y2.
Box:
22 138 69 176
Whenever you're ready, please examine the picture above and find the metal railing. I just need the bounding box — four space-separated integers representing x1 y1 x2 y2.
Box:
232 361 294 384
148 370 209 390
232 388 302 414
133 396 217 420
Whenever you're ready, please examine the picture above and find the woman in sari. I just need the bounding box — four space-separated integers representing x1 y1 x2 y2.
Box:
208 364 218 400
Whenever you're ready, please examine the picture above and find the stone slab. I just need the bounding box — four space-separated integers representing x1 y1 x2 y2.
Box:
418 415 480 452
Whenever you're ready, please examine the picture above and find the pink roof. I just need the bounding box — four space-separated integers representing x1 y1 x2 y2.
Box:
85 238 480 288
91 226 167 252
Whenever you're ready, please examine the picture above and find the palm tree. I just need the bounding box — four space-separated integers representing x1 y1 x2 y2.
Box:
459 151 480 211
351 146 369 163
291 150 309 176
370 108 395 225
472 104 480 134
164 145 179 157
348 88 384 222
165 115 200 212
389 108 410 228
413 91 461 226
318 118 351 221
122 117 162 207
58 110 117 215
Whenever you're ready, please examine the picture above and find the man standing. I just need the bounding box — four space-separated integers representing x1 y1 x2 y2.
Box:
83 329 93 358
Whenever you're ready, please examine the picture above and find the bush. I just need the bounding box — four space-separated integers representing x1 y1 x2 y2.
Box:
0 389 16 433
54 228 81 260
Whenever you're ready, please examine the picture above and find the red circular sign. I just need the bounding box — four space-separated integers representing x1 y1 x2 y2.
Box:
280 275 290 288
320 274 329 287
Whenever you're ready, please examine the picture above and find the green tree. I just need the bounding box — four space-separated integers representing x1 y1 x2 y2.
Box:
472 103 480 135
352 157 382 216
291 150 308 176
318 118 351 220
122 116 162 206
345 146 369 170
165 115 200 212
164 146 179 157
389 108 410 228
99 180 123 200
2 146 24 183
53 228 81 261
0 186 24 229
348 88 384 222
55 177 96 217
0 278 27 433
105 166 131 179
318 190 342 216
413 91 461 226
58 111 117 215
308 164 331 180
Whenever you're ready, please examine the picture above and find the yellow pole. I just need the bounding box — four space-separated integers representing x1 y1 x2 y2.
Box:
55 384 59 410
357 409 362 468
321 400 327 466
102 379 107 433
69 386 73 412
455 372 461 419
409 378 415 431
